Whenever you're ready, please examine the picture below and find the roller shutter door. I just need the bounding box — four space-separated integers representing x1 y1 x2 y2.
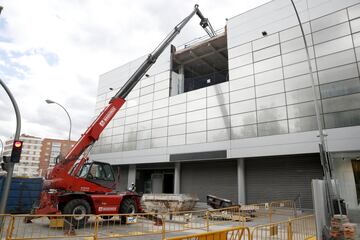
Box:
245 154 323 209
180 160 238 203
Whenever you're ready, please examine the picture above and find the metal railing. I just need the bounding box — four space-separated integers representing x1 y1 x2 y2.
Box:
251 215 316 240
269 200 297 222
0 214 12 239
162 209 208 234
178 28 225 50
0 200 307 239
165 226 251 240
96 212 163 239
289 215 316 240
240 202 271 225
8 214 97 239
208 206 243 227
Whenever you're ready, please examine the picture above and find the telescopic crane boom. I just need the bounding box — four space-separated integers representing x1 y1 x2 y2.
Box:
34 5 216 221
62 4 216 172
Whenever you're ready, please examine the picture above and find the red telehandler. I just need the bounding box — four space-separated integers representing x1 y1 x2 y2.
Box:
29 5 216 226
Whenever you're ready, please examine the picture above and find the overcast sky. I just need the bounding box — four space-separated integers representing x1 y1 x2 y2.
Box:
0 0 270 144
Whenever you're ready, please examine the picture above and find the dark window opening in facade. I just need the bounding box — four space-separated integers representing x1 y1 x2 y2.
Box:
352 159 360 205
170 33 228 96
136 169 174 194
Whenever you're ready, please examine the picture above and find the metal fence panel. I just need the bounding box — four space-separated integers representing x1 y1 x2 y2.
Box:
8 214 96 239
0 214 12 240
290 215 316 240
164 226 251 240
1 200 312 240
251 215 316 240
96 212 163 239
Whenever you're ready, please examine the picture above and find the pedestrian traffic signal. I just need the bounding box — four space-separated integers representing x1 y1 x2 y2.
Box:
10 140 23 163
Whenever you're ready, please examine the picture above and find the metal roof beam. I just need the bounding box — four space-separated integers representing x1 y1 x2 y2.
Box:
189 51 221 72
175 46 226 65
208 43 228 62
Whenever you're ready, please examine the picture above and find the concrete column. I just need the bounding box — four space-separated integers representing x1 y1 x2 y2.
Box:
128 165 136 188
174 162 181 194
237 159 246 204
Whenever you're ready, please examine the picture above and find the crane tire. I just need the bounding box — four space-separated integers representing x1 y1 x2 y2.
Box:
63 199 91 228
119 198 137 224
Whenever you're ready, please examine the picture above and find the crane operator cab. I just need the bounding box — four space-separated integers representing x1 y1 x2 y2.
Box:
76 161 116 189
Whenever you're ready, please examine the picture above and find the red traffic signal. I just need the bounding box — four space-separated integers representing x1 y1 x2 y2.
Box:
14 141 22 148
10 140 23 163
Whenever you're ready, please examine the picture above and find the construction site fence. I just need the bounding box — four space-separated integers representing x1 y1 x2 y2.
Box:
0 199 301 239
0 214 12 240
165 215 315 240
251 214 316 240
239 199 297 225
165 226 251 240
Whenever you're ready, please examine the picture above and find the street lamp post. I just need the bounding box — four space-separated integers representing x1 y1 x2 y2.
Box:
45 99 72 141
290 0 337 234
0 139 3 157
0 78 21 215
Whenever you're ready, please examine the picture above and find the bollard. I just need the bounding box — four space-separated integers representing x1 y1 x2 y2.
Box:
161 214 166 240
94 215 99 240
238 205 244 227
6 216 15 240
288 221 293 240
205 211 210 232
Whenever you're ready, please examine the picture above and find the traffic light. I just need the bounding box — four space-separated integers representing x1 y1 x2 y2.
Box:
10 140 23 163
1 156 11 171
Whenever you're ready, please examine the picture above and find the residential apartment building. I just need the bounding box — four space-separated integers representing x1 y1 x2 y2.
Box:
39 139 76 177
1 135 75 177
91 0 360 213
2 134 42 177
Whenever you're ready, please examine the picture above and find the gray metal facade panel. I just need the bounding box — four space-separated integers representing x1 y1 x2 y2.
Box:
92 1 360 165
180 160 238 203
245 154 323 209
136 162 175 170
170 150 227 161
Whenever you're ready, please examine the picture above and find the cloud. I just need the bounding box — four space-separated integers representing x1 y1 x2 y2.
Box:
0 0 270 144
